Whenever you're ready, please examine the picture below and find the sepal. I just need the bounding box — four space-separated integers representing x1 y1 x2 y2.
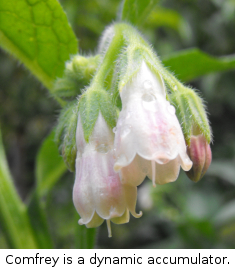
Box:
55 100 79 171
117 44 145 91
55 86 118 171
79 88 118 142
169 87 211 145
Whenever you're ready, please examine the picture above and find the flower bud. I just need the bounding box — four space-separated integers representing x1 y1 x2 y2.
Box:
186 134 212 182
53 54 100 100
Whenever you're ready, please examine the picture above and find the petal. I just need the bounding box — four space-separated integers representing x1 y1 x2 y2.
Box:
203 141 212 176
90 112 114 147
73 155 95 225
179 149 193 171
120 61 166 103
91 151 126 220
124 184 142 218
120 154 149 186
111 209 130 224
113 109 136 170
147 158 180 185
76 115 86 155
85 212 104 228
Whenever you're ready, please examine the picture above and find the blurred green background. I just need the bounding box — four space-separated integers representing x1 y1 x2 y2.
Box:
1 0 235 248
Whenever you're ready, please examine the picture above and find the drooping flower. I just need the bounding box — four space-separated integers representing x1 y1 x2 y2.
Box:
186 134 212 182
113 61 192 187
73 112 142 237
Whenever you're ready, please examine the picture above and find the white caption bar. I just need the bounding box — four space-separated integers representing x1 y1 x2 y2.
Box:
0 249 234 270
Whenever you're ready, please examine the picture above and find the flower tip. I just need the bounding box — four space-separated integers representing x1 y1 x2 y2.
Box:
78 219 84 225
132 210 143 218
182 158 193 172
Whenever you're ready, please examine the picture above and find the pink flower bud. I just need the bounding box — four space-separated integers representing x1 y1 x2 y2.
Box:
186 134 212 182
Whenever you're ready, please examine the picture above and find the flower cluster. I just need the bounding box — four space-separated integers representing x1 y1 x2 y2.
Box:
55 23 212 237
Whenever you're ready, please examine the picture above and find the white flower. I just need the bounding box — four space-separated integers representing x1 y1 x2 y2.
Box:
113 61 192 187
73 112 142 237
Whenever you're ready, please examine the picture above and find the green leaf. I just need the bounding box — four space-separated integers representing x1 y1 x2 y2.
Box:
36 130 67 197
162 48 235 82
0 128 38 248
120 0 159 26
144 7 192 40
0 0 78 90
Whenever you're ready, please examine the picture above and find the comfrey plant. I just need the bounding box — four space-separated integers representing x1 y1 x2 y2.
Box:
55 23 212 237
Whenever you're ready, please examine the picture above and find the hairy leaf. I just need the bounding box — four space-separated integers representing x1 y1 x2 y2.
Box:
120 0 159 26
145 7 192 40
0 0 78 89
36 130 67 197
162 48 235 82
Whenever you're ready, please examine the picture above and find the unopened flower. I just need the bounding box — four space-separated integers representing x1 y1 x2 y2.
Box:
113 61 192 187
186 134 212 182
73 112 142 237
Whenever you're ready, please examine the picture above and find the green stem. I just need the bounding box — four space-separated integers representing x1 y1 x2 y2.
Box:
27 190 54 248
0 129 38 248
112 23 185 94
74 213 97 249
91 25 125 88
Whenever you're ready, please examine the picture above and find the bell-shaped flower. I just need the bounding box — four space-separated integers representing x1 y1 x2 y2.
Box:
186 134 212 182
113 61 192 187
73 112 142 237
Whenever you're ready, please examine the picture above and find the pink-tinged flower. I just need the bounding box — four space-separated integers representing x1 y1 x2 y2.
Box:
186 134 212 182
113 61 192 187
73 112 142 237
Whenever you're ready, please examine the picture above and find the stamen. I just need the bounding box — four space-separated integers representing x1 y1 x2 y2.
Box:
106 219 112 237
119 171 123 182
151 160 156 187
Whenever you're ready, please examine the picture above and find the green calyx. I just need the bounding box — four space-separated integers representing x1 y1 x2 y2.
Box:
55 100 79 172
55 86 118 171
79 87 118 143
169 87 211 145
